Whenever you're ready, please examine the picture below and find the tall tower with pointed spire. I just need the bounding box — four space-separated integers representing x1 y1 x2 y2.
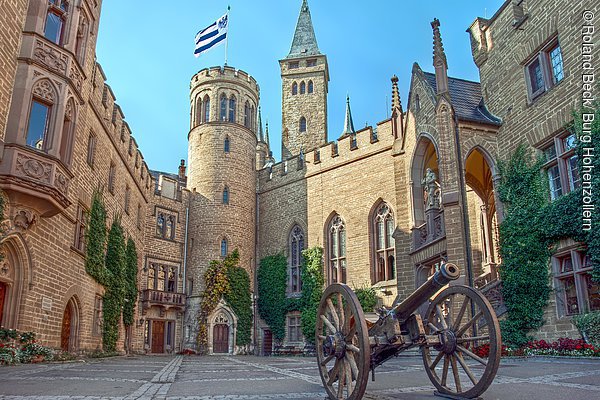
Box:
280 0 329 159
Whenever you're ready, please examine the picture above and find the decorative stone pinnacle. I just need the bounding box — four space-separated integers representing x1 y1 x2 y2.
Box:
342 95 356 136
431 18 449 95
391 75 402 112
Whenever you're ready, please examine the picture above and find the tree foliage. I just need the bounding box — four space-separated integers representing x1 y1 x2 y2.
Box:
123 238 138 327
85 190 108 284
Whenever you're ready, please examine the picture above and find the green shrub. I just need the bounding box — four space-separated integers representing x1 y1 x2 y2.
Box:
354 285 378 313
573 311 600 347
257 253 288 342
299 247 324 344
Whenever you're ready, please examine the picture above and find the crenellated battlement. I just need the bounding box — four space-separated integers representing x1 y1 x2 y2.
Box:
258 118 395 191
191 66 260 94
91 61 155 195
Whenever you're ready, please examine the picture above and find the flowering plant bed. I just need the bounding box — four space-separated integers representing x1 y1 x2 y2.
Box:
473 337 600 358
0 328 54 365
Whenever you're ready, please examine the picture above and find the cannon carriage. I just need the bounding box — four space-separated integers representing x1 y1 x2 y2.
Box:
316 262 501 400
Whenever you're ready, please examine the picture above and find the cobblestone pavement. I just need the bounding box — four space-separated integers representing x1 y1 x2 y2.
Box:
0 355 599 399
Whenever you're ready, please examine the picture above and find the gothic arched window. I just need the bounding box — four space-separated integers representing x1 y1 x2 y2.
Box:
195 95 202 126
223 186 229 204
308 80 314 94
328 215 347 284
372 203 395 284
289 225 304 294
244 101 250 128
292 82 298 95
224 136 230 153
27 80 57 151
220 238 228 257
228 95 236 122
156 213 165 237
220 94 227 121
300 81 306 94
299 116 307 133
203 95 210 122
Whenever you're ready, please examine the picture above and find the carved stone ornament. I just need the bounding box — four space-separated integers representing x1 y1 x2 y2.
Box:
0 255 9 277
16 154 52 183
69 64 83 92
54 172 68 194
14 209 37 231
31 79 56 103
33 40 68 75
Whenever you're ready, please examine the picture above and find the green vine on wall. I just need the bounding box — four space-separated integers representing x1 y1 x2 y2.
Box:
197 250 252 353
85 190 108 285
102 216 126 352
257 253 288 342
299 247 324 344
123 238 138 327
498 99 599 346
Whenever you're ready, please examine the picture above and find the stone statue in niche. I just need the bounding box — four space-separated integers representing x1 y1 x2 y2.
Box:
422 168 442 210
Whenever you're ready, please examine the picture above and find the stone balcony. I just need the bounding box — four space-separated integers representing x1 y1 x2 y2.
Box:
411 209 445 251
0 144 71 217
141 289 186 316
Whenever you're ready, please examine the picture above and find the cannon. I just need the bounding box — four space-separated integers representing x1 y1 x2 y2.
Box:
316 262 501 400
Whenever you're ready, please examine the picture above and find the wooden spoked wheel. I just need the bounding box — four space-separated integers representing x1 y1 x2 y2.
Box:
422 285 501 399
316 283 370 400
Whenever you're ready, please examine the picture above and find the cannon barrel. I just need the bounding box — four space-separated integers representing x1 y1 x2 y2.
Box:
392 262 461 321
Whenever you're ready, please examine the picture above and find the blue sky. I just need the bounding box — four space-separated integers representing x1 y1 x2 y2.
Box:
96 0 505 173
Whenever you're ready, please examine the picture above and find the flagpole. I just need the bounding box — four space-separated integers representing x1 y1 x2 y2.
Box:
224 5 230 66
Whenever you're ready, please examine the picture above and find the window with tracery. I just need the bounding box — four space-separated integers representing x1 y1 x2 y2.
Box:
289 225 304 294
220 94 227 121
156 212 175 239
228 95 236 122
203 95 210 122
372 203 395 284
147 263 179 293
328 215 347 284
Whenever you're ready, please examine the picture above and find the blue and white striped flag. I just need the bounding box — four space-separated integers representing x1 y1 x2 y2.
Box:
194 12 229 58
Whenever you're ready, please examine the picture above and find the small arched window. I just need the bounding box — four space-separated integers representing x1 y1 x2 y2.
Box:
289 225 305 293
328 216 347 284
223 186 229 204
292 82 298 95
372 203 395 284
59 98 75 164
229 95 236 122
224 136 230 153
308 80 314 93
220 94 227 121
299 117 307 133
300 81 306 94
195 95 202 126
220 238 228 257
244 101 250 128
415 94 421 112
203 95 210 122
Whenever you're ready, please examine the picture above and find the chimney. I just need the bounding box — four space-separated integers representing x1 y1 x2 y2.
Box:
178 159 186 180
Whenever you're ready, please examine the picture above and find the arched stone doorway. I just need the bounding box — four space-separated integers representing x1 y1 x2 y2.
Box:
207 299 237 354
0 233 33 329
465 147 500 282
61 297 79 352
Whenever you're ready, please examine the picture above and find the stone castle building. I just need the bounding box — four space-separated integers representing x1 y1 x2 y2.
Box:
0 0 596 355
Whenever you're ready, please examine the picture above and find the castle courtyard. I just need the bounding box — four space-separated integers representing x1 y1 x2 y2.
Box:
0 355 599 400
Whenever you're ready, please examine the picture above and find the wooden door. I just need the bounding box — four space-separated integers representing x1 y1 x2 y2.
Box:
213 324 229 353
263 329 272 356
152 320 165 353
61 304 72 351
0 282 6 326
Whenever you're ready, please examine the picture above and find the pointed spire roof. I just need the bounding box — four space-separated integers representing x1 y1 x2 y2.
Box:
257 107 265 142
287 0 321 59
341 95 355 137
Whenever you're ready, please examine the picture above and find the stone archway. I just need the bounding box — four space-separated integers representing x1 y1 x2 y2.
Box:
207 299 237 354
0 233 33 329
61 297 79 352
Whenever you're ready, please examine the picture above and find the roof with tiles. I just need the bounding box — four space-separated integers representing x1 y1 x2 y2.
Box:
287 0 321 59
422 71 502 126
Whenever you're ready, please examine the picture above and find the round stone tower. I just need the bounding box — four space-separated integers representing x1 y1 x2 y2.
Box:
184 66 259 353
